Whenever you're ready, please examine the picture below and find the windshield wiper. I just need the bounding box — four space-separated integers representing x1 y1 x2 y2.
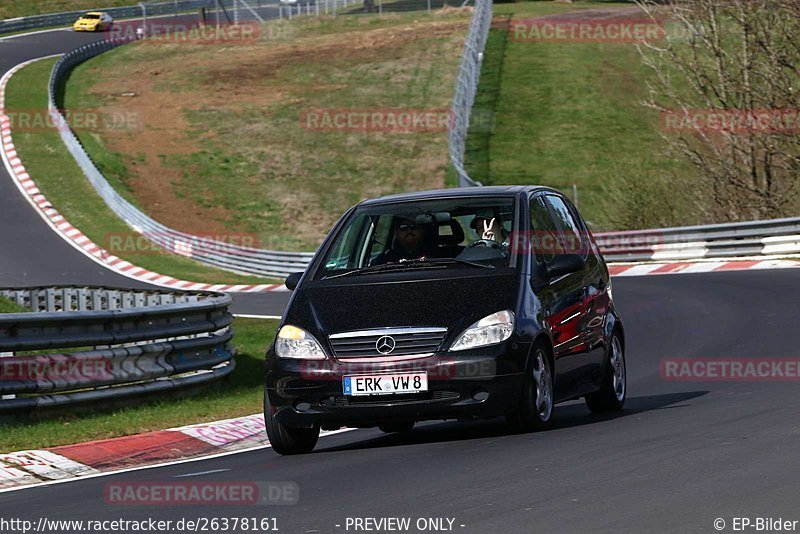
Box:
322 263 429 280
322 257 493 280
400 257 494 270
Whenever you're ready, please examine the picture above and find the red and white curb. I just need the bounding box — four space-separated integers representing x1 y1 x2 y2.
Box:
608 257 800 277
0 413 351 492
0 57 285 294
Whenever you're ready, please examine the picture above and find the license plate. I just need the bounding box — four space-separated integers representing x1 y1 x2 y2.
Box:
343 373 428 396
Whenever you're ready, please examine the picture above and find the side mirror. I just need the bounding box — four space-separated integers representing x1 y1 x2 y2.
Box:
545 254 585 280
285 272 303 291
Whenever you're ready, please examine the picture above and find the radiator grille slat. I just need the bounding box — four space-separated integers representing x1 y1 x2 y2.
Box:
329 327 447 358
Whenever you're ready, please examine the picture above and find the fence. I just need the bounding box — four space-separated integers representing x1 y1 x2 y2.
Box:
448 0 491 187
0 287 234 413
0 0 233 35
277 0 459 19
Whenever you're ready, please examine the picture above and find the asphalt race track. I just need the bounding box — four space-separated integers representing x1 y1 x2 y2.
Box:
2 16 800 534
0 13 291 317
2 269 800 532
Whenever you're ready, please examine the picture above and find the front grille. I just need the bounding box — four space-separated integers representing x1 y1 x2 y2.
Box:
320 391 459 407
329 327 448 358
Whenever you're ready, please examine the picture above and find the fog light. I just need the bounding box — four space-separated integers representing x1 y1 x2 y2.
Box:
295 402 311 412
472 390 489 402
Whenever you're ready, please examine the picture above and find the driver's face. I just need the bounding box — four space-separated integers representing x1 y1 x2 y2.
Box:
395 219 424 252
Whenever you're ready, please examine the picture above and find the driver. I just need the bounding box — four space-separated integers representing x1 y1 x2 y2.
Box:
373 216 434 264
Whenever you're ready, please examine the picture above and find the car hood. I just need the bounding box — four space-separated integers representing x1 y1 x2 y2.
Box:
284 272 521 344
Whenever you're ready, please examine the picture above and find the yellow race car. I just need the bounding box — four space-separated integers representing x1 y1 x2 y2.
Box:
73 12 113 32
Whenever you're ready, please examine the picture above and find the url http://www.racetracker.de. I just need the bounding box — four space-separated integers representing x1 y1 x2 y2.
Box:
0 517 280 533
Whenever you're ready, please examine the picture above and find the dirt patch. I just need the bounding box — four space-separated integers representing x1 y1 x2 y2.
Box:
90 84 232 235
75 15 469 249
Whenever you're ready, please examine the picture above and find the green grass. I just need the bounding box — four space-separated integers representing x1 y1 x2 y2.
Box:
64 12 470 251
6 58 278 285
468 0 702 230
0 317 278 453
0 296 29 313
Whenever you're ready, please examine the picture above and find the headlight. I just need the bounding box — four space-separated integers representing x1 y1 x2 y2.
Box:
275 325 326 360
449 310 515 351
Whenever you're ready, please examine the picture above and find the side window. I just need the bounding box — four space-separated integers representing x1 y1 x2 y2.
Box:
529 196 562 264
325 216 369 270
543 195 586 258
370 215 392 254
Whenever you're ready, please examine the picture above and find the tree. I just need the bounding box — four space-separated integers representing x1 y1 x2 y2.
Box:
635 0 800 221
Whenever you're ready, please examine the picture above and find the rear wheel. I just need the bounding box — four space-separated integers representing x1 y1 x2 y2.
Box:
378 421 415 434
508 345 553 432
264 391 319 455
585 333 626 413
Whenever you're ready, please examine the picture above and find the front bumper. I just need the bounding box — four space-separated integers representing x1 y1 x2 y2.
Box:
265 345 529 428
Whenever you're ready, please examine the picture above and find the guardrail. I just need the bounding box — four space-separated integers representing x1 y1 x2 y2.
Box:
448 0 491 187
49 40 315 279
0 286 234 413
45 1 464 279
595 217 800 263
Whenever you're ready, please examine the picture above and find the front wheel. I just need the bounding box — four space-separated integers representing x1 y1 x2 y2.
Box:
507 345 553 432
585 332 626 413
264 391 319 455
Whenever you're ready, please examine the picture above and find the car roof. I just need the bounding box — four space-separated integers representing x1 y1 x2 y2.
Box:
358 185 559 206
84 12 106 15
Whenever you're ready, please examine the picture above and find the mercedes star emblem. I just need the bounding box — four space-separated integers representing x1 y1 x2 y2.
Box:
375 335 396 355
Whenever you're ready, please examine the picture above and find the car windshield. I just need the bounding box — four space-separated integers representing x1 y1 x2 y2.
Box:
318 196 517 278
82 14 101 19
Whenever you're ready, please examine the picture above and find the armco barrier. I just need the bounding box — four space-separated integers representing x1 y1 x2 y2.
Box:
49 40 315 279
0 287 234 413
596 217 800 263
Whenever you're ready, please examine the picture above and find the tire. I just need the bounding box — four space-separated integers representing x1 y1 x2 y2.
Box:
264 391 319 455
378 421 415 434
585 332 626 413
507 344 554 432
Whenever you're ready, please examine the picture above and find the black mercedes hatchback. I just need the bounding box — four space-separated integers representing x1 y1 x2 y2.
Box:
264 186 626 454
